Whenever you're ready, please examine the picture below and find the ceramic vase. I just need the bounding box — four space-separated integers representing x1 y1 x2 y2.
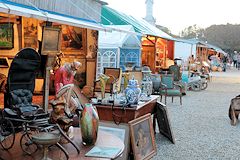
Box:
141 66 153 96
125 76 141 105
151 73 161 93
80 103 99 145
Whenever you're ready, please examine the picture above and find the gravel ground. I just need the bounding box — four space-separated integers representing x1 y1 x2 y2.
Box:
153 70 240 160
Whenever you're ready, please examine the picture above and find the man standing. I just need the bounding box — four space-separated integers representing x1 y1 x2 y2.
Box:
237 54 240 70
222 56 227 72
233 51 238 68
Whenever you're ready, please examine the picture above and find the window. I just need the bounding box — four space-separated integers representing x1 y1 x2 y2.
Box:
120 49 140 71
96 49 117 78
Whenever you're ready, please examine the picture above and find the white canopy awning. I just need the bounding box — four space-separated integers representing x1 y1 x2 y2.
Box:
99 25 141 48
0 1 109 31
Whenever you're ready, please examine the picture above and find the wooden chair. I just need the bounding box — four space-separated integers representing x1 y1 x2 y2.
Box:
159 74 182 105
94 68 122 98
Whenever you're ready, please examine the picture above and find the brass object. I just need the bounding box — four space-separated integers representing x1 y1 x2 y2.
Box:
122 72 130 90
98 74 110 99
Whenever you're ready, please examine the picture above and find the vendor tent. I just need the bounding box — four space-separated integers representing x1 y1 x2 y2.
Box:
101 6 177 72
174 39 196 61
0 0 107 31
101 6 173 40
97 25 141 77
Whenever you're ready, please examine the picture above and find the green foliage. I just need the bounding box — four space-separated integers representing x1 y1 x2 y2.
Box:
204 24 240 53
179 23 240 54
180 24 205 39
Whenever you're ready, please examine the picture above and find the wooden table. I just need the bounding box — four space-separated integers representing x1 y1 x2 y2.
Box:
0 128 124 160
95 95 160 159
95 95 159 123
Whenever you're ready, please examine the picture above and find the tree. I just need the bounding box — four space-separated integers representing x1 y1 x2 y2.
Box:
155 24 178 37
180 24 205 39
204 24 240 52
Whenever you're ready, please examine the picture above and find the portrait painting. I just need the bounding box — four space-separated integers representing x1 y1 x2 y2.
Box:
129 114 156 160
0 23 13 49
61 25 83 51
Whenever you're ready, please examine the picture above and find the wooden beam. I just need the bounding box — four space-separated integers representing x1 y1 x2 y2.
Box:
0 18 20 24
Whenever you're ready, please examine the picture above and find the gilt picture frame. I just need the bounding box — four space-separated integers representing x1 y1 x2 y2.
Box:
129 114 157 160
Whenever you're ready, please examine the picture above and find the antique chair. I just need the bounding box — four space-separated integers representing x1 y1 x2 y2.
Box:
94 68 122 98
169 64 181 81
169 63 187 95
159 74 182 105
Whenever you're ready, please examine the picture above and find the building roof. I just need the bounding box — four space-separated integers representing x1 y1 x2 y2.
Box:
0 0 108 31
101 6 174 40
98 25 141 48
187 38 228 55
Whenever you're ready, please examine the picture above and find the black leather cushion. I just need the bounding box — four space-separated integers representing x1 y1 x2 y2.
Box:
11 89 32 106
10 89 37 114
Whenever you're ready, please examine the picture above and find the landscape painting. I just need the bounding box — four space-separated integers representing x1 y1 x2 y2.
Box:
0 23 13 49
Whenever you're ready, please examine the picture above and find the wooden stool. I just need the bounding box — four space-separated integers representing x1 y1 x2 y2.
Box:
32 132 60 160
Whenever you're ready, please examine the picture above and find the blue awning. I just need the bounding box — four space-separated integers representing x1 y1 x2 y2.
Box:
0 0 109 31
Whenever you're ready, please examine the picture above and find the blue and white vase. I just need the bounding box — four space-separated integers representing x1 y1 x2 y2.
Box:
125 76 141 105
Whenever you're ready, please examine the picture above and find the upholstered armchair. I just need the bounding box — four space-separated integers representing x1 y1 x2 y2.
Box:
159 74 182 105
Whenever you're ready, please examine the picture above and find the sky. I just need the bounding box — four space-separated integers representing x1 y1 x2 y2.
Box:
103 0 240 35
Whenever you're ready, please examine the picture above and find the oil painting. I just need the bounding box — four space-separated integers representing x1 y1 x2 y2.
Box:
0 23 13 49
129 114 157 160
23 18 38 49
61 25 83 51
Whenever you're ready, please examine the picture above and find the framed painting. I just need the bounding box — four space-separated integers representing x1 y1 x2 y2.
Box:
0 23 14 49
99 121 130 160
23 18 38 49
129 114 157 160
61 25 83 51
41 27 61 55
156 101 175 144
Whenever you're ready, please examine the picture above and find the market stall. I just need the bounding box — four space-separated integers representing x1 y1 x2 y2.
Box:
101 6 175 73
97 25 141 77
0 0 108 110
